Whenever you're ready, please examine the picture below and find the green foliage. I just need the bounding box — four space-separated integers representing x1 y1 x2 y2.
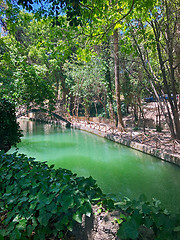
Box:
0 99 22 152
63 56 107 115
116 195 180 240
0 152 179 240
0 152 103 239
0 12 78 109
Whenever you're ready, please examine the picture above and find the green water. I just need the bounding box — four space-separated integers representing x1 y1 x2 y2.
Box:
11 120 180 213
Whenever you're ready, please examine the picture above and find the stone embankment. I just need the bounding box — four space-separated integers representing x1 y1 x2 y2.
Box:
70 118 180 167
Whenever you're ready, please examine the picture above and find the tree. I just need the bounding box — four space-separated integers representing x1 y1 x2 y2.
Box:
63 55 107 117
66 0 157 129
0 11 79 110
3 0 136 128
0 99 22 152
101 38 116 122
124 0 180 138
114 29 124 128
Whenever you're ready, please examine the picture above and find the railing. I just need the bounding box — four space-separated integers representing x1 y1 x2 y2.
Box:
173 139 180 153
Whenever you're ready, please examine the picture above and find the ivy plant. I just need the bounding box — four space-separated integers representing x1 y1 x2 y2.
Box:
0 152 103 239
116 195 180 240
0 152 180 240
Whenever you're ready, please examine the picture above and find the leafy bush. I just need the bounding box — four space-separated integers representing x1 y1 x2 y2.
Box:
0 99 22 152
116 195 180 240
0 152 103 239
1 152 180 240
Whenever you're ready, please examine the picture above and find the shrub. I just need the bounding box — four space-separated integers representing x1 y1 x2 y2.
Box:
116 195 180 240
1 152 180 240
0 152 103 239
0 99 22 152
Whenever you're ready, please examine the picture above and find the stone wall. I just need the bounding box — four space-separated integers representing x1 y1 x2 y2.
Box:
73 124 180 167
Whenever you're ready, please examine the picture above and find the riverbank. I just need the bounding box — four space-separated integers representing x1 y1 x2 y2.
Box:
71 121 180 167
19 115 180 167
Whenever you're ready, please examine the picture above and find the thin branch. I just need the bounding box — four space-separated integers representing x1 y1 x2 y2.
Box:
174 61 180 70
100 0 135 40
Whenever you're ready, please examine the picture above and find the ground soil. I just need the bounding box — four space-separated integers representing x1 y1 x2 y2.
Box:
65 205 154 240
69 206 120 240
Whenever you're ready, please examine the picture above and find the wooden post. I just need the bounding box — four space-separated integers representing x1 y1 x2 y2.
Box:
173 140 176 153
156 137 158 148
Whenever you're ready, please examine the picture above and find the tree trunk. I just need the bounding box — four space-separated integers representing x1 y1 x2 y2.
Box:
113 29 124 129
164 0 180 139
103 36 116 122
153 13 180 139
105 66 115 120
131 21 178 139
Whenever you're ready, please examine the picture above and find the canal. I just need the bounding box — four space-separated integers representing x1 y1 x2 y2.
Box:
10 119 180 213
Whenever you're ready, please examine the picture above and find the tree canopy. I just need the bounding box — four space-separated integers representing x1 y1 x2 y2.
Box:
0 0 180 137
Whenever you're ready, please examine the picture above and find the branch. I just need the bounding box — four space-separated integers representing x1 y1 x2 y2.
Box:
174 61 180 70
101 0 135 40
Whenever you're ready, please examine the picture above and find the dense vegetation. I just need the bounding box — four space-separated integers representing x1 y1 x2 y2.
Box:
0 99 22 152
0 152 180 239
0 152 102 239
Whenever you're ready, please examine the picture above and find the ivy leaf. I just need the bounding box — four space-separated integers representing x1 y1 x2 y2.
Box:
0 229 6 237
78 201 92 218
6 222 15 233
117 219 139 239
54 221 64 231
16 218 27 230
27 225 34 237
46 201 57 214
9 228 21 240
61 215 69 225
174 226 180 232
60 194 75 210
38 212 51 227
144 217 153 228
73 211 83 223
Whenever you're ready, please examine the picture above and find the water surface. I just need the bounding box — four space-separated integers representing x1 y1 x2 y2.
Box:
11 120 180 213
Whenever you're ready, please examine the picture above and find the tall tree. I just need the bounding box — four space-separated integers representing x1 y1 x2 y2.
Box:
124 0 180 138
0 11 80 110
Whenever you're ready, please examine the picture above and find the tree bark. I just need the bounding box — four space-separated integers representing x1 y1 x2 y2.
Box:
113 29 124 129
102 36 116 122
152 10 180 139
131 22 177 138
60 66 68 101
105 54 116 121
